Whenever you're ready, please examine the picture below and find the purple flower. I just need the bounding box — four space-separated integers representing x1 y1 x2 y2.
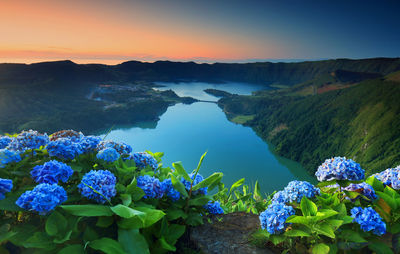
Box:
8 130 49 151
162 178 180 201
129 152 158 170
0 136 12 149
204 201 224 215
96 147 120 162
97 140 132 156
137 175 165 199
0 149 21 168
351 207 386 235
46 138 83 160
259 203 295 234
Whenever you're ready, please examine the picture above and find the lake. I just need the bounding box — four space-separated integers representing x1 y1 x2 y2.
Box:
103 81 315 194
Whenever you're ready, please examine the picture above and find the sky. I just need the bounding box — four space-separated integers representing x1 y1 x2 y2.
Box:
0 0 399 64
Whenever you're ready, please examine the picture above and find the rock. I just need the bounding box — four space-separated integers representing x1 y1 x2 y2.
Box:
190 212 276 254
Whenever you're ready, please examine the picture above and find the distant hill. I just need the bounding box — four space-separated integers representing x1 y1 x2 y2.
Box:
1 57 400 87
218 72 400 175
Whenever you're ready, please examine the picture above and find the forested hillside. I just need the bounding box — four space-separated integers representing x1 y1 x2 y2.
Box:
219 75 400 175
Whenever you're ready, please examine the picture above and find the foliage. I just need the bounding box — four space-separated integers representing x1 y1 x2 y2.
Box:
0 129 266 253
256 156 400 253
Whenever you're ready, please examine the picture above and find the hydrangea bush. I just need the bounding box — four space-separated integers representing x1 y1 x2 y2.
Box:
0 129 246 254
0 131 398 253
256 156 399 254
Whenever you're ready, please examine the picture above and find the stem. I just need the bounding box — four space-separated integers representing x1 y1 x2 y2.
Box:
82 182 112 206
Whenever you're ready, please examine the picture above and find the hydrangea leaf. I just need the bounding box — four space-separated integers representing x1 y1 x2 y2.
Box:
313 223 335 238
111 204 146 219
172 162 190 181
284 228 311 237
339 229 367 243
96 216 114 228
368 240 394 254
188 195 212 206
60 205 113 217
192 173 222 191
45 210 67 236
376 191 397 210
300 196 318 216
312 243 330 254
89 237 126 254
365 176 384 192
118 228 150 254
58 244 85 254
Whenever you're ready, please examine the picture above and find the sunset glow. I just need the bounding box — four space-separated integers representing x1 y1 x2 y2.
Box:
1 0 399 64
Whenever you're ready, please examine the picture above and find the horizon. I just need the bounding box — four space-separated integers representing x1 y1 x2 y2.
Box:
1 0 399 64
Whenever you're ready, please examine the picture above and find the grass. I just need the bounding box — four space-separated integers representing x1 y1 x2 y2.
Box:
231 115 255 124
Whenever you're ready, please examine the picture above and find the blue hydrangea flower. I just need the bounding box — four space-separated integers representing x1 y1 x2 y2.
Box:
78 170 117 204
97 140 132 156
283 180 320 203
50 130 83 142
351 207 386 235
8 130 49 151
315 157 365 182
0 136 12 149
182 173 208 195
30 160 73 184
259 203 295 234
0 178 13 200
46 138 83 160
129 152 158 170
162 178 180 201
79 135 102 153
373 167 400 189
16 183 67 215
137 175 165 199
0 149 21 168
343 182 377 200
204 201 224 215
271 190 288 204
96 148 120 163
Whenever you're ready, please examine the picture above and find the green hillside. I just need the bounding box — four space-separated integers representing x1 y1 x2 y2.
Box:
218 76 400 175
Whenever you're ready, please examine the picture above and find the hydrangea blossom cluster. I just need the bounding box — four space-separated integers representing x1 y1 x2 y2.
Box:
315 157 365 182
0 178 13 200
343 182 377 200
46 138 83 160
50 130 83 142
373 167 400 189
182 173 208 195
79 135 102 153
162 178 180 201
16 183 67 215
0 136 12 149
351 207 386 235
130 152 158 170
78 170 117 204
30 160 73 184
0 149 21 168
204 201 224 215
259 203 295 234
8 130 49 151
96 147 120 162
137 175 165 199
274 181 320 203
97 141 132 156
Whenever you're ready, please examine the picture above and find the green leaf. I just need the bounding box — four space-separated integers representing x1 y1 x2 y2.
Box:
89 237 127 254
269 234 285 245
339 230 367 243
316 180 337 188
165 224 186 244
166 208 187 220
300 196 318 216
377 191 397 210
58 244 84 254
192 173 222 191
128 186 146 201
229 178 245 196
120 194 132 206
170 174 189 198
135 207 165 227
45 211 67 236
172 162 190 181
0 196 24 211
194 151 207 175
368 241 394 254
325 219 343 229
118 229 150 254
366 176 384 192
60 205 113 217
23 232 55 250
111 204 146 219
96 216 114 228
284 229 311 237
286 215 312 226
159 237 176 251
188 195 212 206
312 243 330 254
314 209 338 221
314 223 335 238
253 180 262 200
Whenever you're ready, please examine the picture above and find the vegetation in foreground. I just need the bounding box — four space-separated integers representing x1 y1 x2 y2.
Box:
0 130 400 253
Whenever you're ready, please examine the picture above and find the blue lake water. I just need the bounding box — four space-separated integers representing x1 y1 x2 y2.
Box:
104 82 314 194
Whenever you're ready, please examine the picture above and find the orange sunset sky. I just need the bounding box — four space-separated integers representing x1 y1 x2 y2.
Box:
0 0 399 64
